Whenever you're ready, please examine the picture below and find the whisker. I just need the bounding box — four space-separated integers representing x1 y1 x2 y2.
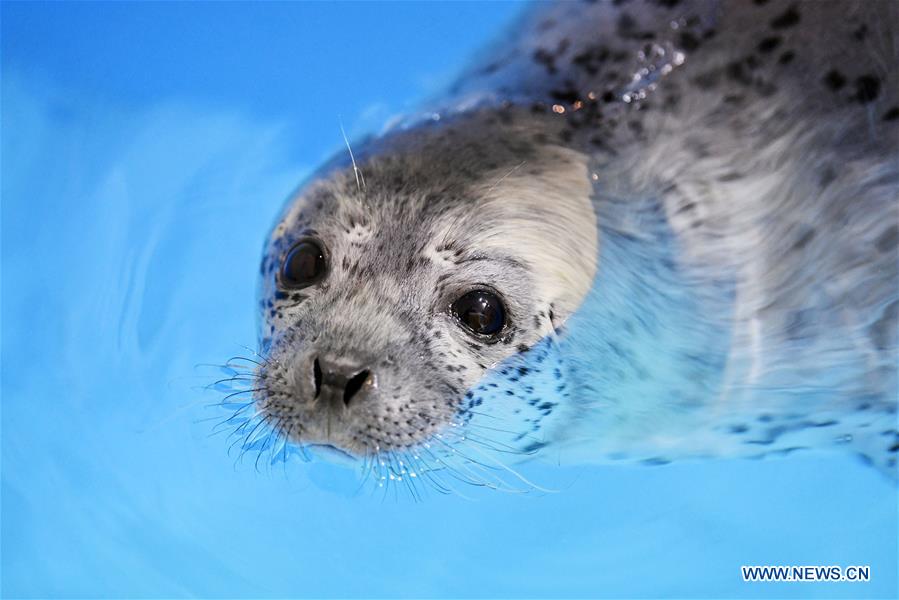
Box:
419 443 494 490
482 160 526 198
205 388 264 409
453 429 533 456
431 431 545 494
235 344 279 366
401 449 449 496
225 355 265 368
205 376 256 392
385 452 418 502
339 117 365 192
429 436 518 491
355 454 375 496
463 442 557 494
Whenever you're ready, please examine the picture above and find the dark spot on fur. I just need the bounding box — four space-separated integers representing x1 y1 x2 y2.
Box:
691 70 719 90
822 70 846 91
778 50 795 65
678 32 700 52
718 171 744 182
870 300 898 351
792 228 815 250
883 107 899 121
533 48 557 74
876 225 898 253
757 36 781 53
746 438 775 446
617 13 636 36
770 5 800 29
522 441 548 453
854 75 880 103
550 87 581 105
677 201 696 214
537 18 556 32
725 60 752 86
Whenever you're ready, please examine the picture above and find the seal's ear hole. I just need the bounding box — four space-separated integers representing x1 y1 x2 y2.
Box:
451 290 506 337
280 240 327 289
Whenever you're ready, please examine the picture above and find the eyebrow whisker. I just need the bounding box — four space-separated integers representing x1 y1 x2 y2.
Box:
482 160 526 198
339 117 365 192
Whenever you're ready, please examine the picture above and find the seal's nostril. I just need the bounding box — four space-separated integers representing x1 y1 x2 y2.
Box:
343 369 370 406
313 357 323 398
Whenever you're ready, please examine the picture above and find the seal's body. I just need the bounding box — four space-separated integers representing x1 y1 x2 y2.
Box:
247 0 898 486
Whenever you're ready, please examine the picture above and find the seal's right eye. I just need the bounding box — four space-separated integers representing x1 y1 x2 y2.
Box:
280 240 326 289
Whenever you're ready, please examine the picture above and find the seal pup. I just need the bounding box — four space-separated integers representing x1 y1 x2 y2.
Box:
223 0 898 489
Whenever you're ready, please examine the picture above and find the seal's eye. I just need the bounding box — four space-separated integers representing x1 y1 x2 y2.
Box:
451 290 506 337
280 240 326 288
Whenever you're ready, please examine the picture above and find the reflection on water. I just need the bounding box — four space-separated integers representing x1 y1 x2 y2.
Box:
2 6 897 599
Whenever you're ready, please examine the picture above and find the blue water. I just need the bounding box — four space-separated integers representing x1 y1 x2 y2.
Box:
2 3 896 598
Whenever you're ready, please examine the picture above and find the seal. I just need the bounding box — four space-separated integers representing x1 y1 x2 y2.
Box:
227 0 898 489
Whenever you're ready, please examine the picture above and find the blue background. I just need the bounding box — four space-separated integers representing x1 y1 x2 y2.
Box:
2 2 896 598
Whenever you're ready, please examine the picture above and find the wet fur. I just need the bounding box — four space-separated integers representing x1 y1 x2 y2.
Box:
247 0 899 485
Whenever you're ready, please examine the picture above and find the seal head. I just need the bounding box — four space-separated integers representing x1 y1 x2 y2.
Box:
255 111 598 456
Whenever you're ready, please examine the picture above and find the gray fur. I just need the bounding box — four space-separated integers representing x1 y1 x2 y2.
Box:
248 0 898 486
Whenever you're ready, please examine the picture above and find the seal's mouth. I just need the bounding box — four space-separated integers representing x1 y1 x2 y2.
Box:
210 347 556 494
249 337 463 457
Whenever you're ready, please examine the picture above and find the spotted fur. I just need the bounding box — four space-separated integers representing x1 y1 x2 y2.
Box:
246 0 898 486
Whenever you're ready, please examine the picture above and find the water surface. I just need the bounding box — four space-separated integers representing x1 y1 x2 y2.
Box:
2 3 896 598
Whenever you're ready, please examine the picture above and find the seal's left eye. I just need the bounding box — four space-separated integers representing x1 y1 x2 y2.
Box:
451 290 506 337
280 241 326 288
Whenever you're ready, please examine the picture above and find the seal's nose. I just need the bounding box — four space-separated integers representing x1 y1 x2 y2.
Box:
312 356 373 407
